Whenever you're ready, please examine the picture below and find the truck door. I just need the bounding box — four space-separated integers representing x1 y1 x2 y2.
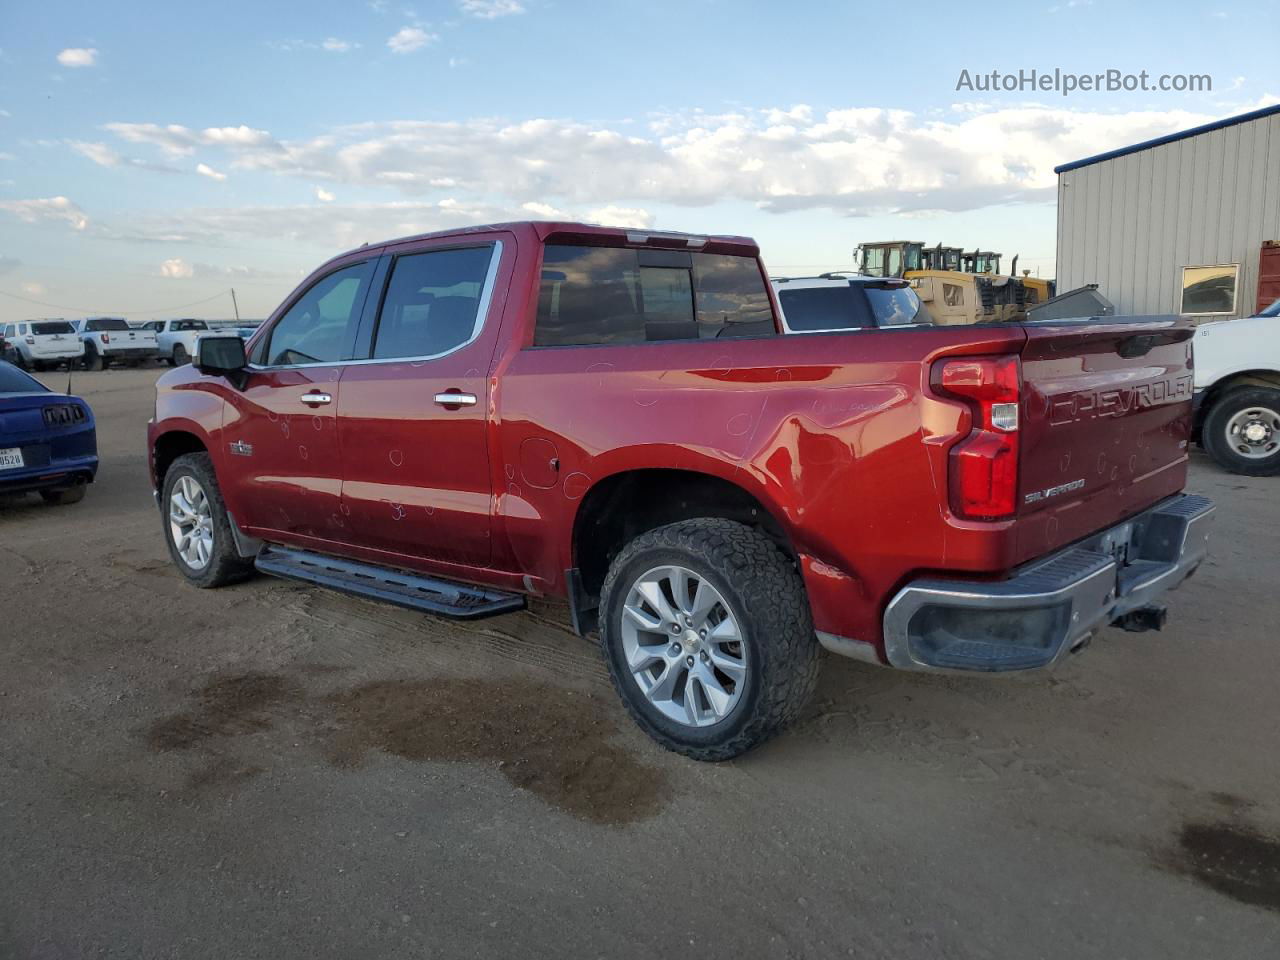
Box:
220 256 378 543
335 236 511 569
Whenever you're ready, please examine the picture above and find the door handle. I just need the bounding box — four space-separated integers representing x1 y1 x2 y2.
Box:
434 392 478 407
301 392 332 406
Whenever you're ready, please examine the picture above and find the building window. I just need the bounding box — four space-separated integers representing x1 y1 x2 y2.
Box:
1181 264 1239 315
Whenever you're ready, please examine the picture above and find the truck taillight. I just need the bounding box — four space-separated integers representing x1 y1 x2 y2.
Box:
934 355 1020 520
101 333 110 344
24 336 35 344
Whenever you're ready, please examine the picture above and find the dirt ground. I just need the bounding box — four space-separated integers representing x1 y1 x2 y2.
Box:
2 367 1277 959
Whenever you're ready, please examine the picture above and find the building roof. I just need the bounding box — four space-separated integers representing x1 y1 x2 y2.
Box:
1054 102 1280 174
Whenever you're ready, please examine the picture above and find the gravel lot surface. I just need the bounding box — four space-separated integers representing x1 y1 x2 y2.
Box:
2 367 1277 959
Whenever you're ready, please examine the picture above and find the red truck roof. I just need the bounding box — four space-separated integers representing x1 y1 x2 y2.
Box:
356 220 761 260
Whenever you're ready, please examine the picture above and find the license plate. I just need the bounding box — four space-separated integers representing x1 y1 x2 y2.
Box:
0 447 24 470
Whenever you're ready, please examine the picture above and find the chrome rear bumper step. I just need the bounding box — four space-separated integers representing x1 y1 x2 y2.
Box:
255 546 525 620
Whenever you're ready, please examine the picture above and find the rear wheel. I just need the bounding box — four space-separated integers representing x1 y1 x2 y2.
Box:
161 452 255 588
598 518 820 761
172 344 189 366
82 346 104 372
1203 387 1280 476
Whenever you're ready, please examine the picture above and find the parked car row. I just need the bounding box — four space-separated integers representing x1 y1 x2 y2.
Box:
0 318 262 372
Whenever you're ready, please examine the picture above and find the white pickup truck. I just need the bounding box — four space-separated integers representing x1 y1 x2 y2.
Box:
73 317 159 370
1193 297 1280 476
140 318 211 366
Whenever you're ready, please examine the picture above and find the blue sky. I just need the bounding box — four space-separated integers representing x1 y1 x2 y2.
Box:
1 0 1275 321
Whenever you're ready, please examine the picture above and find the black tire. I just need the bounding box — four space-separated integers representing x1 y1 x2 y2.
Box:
1202 387 1280 477
83 346 104 372
40 483 87 505
31 360 45 372
172 344 189 366
12 352 28 370
160 452 256 588
598 518 820 761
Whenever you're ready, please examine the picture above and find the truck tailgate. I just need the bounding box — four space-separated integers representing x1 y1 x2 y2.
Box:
1015 317 1195 562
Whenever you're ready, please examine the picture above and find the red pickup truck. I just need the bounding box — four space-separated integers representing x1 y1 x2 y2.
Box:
148 221 1214 760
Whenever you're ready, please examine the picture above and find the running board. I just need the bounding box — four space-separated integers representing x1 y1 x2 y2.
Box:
254 546 525 620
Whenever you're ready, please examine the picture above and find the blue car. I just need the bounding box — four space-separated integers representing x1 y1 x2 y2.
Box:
0 359 98 504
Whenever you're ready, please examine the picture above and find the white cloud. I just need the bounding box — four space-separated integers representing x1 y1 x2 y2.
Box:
459 0 525 17
387 26 436 53
0 109 10 118
82 98 1279 252
22 282 46 296
160 257 194 279
0 255 20 275
57 47 98 68
159 258 276 280
69 140 121 167
104 122 276 158
0 196 89 231
585 205 653 229
322 38 355 52
196 162 228 182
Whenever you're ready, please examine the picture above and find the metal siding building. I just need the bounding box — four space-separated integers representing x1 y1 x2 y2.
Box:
1055 104 1280 321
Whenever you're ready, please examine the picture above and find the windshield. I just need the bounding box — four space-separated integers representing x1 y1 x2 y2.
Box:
1259 297 1280 318
32 321 75 335
865 285 928 326
0 361 48 393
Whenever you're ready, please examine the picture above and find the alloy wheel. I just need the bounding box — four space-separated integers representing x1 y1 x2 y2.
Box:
620 564 748 728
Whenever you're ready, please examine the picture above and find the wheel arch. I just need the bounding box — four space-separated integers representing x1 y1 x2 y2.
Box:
567 466 799 634
152 427 209 491
1195 369 1280 438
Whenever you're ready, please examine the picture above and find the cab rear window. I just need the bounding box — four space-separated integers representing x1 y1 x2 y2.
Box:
534 244 774 347
86 318 130 332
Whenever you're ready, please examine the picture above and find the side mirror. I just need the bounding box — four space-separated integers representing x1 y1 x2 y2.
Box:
194 335 249 388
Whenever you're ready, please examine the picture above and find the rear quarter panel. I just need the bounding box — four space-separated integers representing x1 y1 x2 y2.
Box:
494 326 1028 646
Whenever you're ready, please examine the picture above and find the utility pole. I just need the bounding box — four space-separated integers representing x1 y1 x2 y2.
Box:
230 288 240 322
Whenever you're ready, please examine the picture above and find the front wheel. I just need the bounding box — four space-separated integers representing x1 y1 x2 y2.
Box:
161 452 255 588
172 344 189 366
1202 387 1280 476
599 518 820 761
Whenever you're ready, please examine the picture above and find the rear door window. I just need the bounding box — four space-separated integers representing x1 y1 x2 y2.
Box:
534 244 774 346
371 245 496 360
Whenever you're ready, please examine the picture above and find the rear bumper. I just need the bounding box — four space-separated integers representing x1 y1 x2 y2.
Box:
103 347 158 359
876 493 1215 672
0 454 98 495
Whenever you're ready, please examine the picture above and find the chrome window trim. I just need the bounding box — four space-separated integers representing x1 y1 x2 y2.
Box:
248 240 503 372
